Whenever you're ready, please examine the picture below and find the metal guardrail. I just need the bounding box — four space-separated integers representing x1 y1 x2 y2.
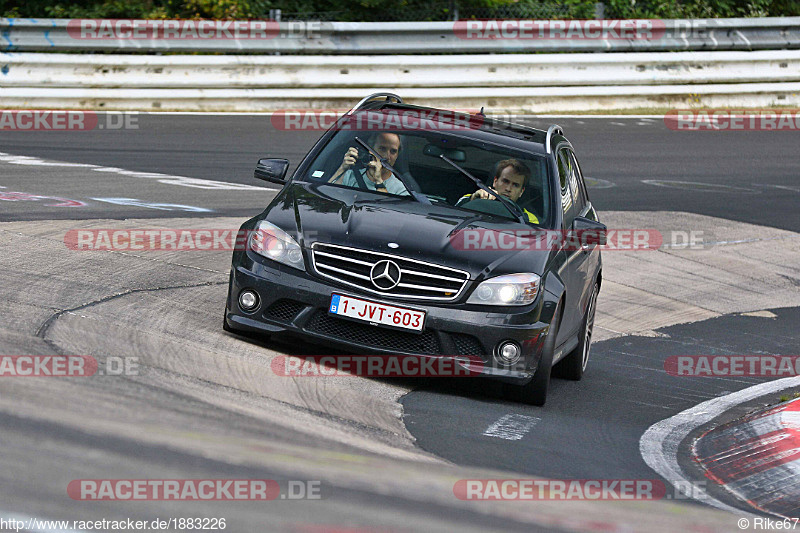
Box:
2 51 799 111
3 83 799 112
1 17 800 54
4 51 800 88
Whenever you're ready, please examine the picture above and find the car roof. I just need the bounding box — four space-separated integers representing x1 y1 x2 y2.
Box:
356 101 561 157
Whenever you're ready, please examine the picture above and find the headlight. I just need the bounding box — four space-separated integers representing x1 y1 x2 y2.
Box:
248 220 305 271
467 273 540 306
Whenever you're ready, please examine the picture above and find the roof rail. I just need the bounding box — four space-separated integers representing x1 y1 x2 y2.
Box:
545 124 564 154
348 93 403 115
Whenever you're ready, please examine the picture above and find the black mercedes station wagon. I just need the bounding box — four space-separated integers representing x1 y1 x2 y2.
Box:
224 93 605 405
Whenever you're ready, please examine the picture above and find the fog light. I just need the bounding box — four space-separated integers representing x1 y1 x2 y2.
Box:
238 290 259 311
495 341 521 366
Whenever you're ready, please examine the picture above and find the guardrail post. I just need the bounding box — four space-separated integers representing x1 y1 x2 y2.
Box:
594 2 605 19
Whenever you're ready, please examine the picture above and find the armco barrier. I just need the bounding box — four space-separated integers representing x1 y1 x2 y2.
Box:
1 17 800 54
3 18 800 111
2 51 800 111
3 82 800 112
3 51 800 88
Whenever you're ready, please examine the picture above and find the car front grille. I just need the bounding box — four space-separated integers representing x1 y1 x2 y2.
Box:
451 333 486 358
263 299 306 324
305 310 441 355
311 243 470 301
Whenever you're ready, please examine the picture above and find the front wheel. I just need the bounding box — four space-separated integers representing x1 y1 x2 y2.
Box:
503 300 562 406
556 282 598 381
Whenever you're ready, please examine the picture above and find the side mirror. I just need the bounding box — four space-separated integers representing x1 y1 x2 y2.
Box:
254 158 289 184
572 216 607 246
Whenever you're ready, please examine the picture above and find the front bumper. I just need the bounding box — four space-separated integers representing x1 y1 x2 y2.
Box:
225 250 552 383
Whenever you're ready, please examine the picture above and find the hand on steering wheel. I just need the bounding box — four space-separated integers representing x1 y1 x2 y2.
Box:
471 187 498 201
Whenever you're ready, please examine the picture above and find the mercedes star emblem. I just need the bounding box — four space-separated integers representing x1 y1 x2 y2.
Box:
370 260 401 290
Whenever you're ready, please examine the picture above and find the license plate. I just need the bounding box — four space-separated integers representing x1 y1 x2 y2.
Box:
329 294 426 332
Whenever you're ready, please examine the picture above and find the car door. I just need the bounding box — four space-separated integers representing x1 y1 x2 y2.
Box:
555 147 592 348
567 149 601 320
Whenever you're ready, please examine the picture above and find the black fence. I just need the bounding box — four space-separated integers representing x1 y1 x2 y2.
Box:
260 1 586 22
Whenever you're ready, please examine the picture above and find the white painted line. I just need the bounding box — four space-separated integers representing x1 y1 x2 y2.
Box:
584 177 615 189
740 310 778 319
0 152 267 191
0 153 96 168
641 179 759 194
640 375 800 515
92 197 213 213
483 414 540 441
755 184 800 194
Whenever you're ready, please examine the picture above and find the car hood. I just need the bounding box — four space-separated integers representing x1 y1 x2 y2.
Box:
263 183 554 279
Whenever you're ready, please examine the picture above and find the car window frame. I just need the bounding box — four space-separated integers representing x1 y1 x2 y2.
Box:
566 149 599 222
556 147 578 230
296 127 555 226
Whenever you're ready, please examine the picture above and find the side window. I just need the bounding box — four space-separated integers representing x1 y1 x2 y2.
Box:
567 150 588 216
557 149 576 227
569 151 598 221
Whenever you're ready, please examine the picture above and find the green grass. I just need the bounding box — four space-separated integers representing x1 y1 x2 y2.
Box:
779 391 800 402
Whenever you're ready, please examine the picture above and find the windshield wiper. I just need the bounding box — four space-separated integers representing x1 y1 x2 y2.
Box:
353 136 428 204
438 154 527 224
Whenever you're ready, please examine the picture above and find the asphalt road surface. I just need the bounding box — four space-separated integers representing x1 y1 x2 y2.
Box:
1 113 798 530
2 113 799 231
403 307 800 514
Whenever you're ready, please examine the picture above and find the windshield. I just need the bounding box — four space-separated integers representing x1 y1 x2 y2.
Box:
299 127 550 227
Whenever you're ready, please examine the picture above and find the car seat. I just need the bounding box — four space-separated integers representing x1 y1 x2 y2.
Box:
392 137 422 193
487 160 545 223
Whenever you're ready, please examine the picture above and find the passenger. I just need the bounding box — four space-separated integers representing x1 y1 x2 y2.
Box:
328 132 409 195
456 158 538 224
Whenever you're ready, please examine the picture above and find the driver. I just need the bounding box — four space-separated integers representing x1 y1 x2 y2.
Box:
456 159 538 224
328 132 409 195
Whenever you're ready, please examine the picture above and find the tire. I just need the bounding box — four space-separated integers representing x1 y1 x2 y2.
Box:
503 300 562 406
556 282 598 381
